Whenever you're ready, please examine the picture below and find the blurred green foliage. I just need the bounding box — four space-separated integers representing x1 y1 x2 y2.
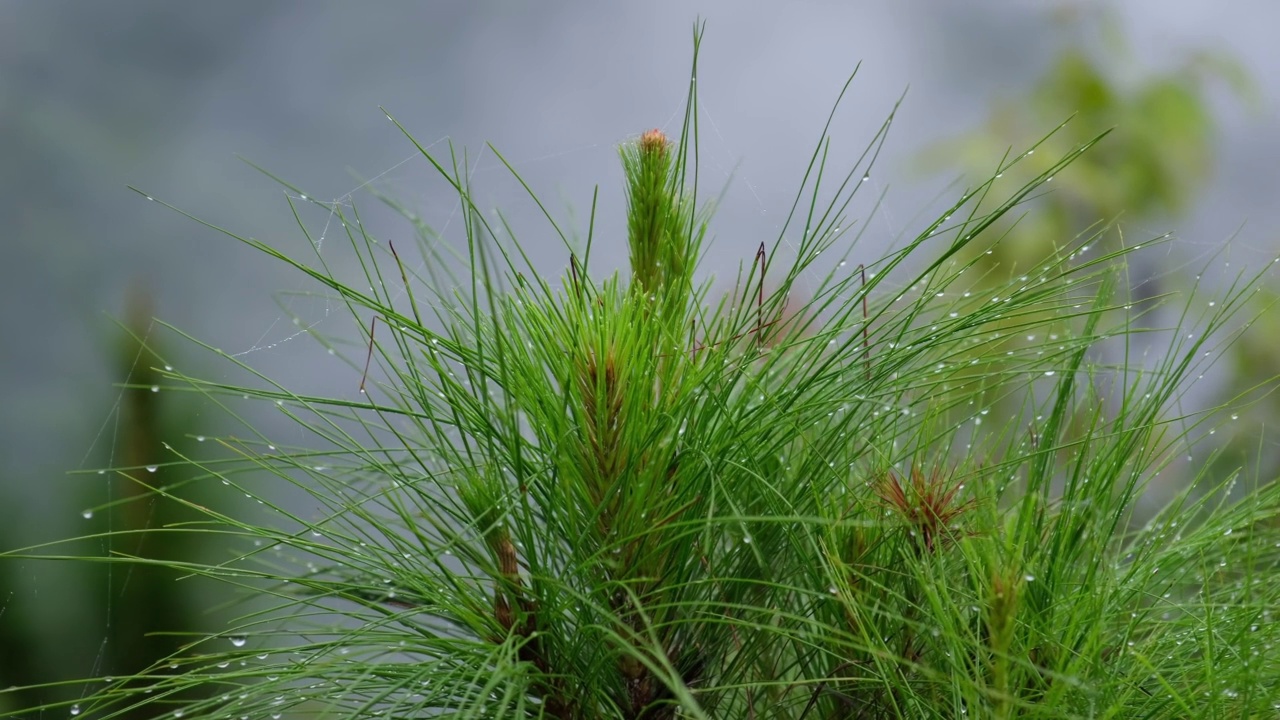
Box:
922 13 1255 272
0 288 224 717
919 12 1272 496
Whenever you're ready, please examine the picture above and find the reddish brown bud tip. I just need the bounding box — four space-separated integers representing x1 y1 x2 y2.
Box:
639 128 669 156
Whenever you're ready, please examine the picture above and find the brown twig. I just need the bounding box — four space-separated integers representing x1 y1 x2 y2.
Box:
359 316 379 393
389 240 408 286
755 242 767 350
858 263 871 381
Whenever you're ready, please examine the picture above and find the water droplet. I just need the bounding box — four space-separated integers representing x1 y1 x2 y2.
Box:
1224 528 1233 537
81 510 93 519
743 536 752 545
164 365 174 371
1024 574 1035 582
229 635 248 647
145 465 158 473
1044 371 1056 377
150 385 160 393
70 705 81 716
196 435 206 442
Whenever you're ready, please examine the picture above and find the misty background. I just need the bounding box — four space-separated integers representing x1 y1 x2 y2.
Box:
2 0 1278 705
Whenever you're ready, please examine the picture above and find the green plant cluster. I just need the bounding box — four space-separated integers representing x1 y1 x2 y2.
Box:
6 26 1280 720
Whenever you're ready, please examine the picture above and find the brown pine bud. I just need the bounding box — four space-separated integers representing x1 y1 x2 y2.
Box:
639 128 669 157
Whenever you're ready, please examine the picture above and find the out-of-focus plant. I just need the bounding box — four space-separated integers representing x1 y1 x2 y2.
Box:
918 12 1270 494
920 12 1255 274
0 287 226 718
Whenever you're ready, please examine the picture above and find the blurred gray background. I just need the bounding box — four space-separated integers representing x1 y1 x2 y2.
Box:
2 0 1278 693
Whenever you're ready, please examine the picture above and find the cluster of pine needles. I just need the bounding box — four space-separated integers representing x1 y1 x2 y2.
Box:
7 24 1280 720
